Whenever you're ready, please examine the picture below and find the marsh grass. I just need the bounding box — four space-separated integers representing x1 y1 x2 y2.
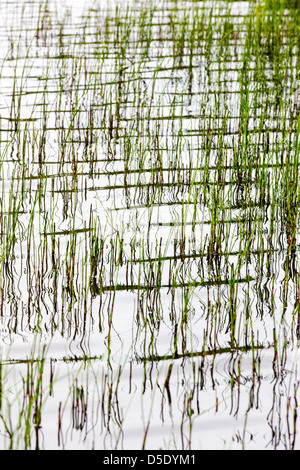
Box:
0 0 300 449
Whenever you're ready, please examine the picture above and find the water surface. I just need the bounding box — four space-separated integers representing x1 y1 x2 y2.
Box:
0 0 300 450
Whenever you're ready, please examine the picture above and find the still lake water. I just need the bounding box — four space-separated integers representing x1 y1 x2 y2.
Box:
0 0 300 449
